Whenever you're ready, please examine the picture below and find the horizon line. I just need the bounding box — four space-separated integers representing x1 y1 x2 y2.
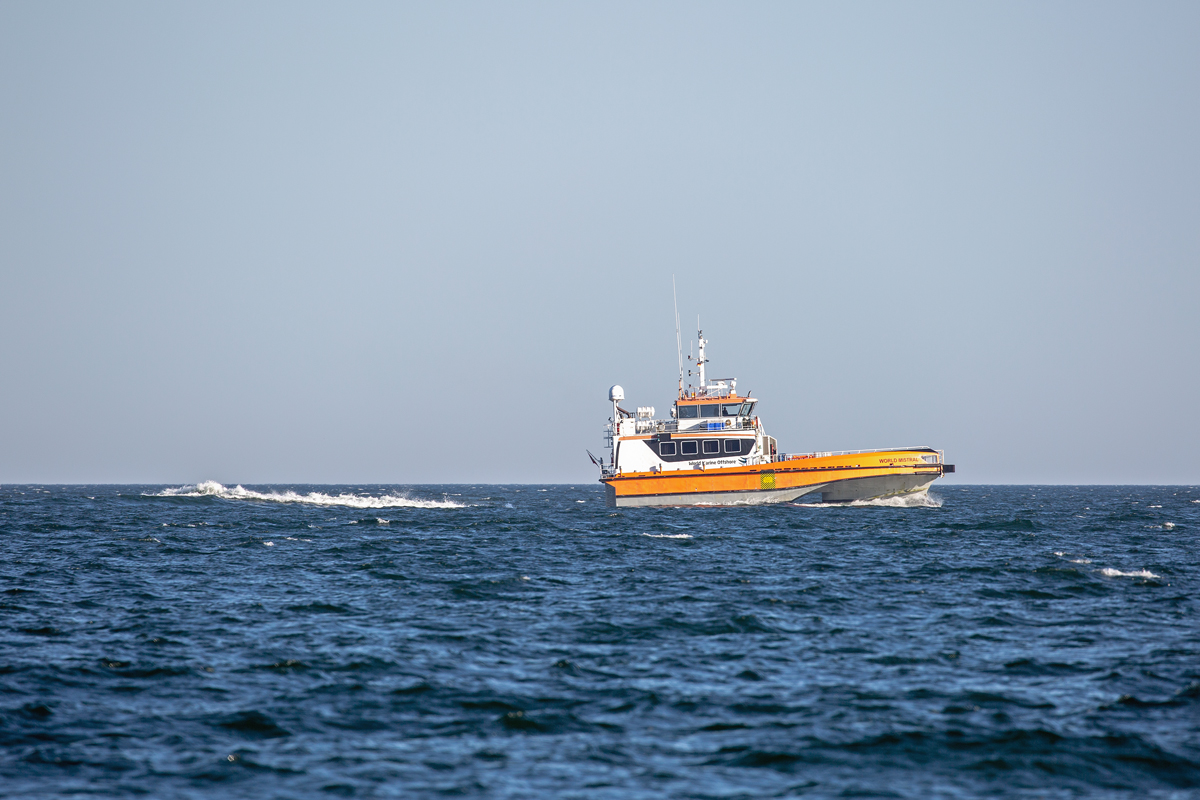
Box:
2 481 1198 488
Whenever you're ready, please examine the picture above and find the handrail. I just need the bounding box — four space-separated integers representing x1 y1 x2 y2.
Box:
623 418 756 434
775 446 940 461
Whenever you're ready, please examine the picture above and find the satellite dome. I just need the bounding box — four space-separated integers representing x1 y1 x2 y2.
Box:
609 385 625 402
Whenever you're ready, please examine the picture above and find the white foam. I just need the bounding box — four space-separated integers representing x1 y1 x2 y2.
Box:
794 490 943 509
151 481 464 509
1163 522 1176 529
643 533 693 538
1099 567 1160 579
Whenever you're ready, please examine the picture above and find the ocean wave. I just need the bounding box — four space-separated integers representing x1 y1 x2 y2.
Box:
794 490 943 509
643 533 693 538
847 491 943 508
149 481 464 509
1099 567 1160 579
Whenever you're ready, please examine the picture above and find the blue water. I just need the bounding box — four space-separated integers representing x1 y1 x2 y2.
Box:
1 483 1197 798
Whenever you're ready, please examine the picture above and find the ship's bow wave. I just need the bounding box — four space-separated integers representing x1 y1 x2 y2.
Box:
794 489 943 508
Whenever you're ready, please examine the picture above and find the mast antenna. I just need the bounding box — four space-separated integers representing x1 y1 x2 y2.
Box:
673 276 682 398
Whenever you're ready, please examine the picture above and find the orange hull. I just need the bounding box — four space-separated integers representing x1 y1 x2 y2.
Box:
602 449 948 507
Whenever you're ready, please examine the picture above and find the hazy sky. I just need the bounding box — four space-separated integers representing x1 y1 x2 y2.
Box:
2 2 1197 485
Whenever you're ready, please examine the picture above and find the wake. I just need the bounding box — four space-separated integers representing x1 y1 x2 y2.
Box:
150 481 464 509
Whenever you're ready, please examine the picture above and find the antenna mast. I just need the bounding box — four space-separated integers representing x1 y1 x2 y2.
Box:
673 276 682 398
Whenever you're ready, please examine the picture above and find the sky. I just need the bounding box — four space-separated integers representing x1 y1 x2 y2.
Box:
1 2 1197 485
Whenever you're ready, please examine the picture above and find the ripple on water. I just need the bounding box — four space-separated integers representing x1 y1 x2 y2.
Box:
0 483 1197 797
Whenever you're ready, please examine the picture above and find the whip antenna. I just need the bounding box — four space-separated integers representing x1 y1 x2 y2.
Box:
673 275 683 398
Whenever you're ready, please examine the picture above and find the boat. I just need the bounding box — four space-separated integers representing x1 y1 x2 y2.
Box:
595 329 954 507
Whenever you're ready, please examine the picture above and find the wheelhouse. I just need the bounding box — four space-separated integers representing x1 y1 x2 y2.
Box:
675 399 756 420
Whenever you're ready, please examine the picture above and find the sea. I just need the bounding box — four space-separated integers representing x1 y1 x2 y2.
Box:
1 483 1197 799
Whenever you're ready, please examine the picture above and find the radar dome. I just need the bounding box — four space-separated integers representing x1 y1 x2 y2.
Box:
609 385 625 402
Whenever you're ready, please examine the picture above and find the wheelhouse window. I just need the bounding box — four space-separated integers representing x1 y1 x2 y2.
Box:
703 440 720 454
658 442 677 456
700 404 720 418
739 401 756 417
681 440 698 456
724 439 741 453
677 405 698 419
721 404 742 417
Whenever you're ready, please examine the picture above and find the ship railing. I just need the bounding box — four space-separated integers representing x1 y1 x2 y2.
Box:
678 384 738 400
632 419 756 434
769 447 942 463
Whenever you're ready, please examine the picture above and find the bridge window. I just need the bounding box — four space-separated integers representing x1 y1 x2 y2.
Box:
681 440 698 455
721 404 742 417
677 405 698 419
703 440 720 454
700 404 720 418
658 442 677 456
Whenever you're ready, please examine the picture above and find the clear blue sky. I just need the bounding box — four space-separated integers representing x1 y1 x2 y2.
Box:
2 2 1197 484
